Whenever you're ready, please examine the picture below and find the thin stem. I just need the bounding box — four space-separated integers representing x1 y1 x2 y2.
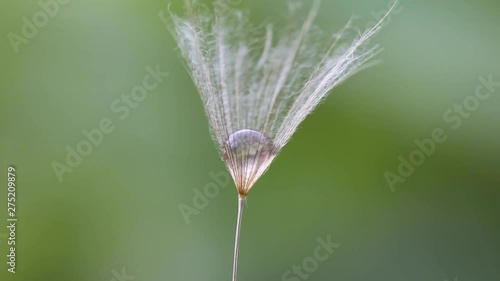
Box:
232 195 246 281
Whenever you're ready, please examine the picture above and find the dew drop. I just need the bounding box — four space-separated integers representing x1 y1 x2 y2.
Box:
223 129 277 195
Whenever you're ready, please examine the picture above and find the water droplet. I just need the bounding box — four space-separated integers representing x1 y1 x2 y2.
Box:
223 129 277 195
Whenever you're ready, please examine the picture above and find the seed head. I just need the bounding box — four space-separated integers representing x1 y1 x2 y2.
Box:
169 0 394 196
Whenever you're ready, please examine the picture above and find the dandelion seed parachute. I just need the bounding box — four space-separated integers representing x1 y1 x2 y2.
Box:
170 0 390 195
169 1 395 281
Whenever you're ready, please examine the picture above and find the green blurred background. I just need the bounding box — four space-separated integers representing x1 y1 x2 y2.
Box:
1 0 499 280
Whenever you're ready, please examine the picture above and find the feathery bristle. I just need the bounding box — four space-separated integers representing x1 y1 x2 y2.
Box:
169 0 395 195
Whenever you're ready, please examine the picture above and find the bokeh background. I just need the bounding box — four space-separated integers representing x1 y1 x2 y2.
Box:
1 0 499 280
